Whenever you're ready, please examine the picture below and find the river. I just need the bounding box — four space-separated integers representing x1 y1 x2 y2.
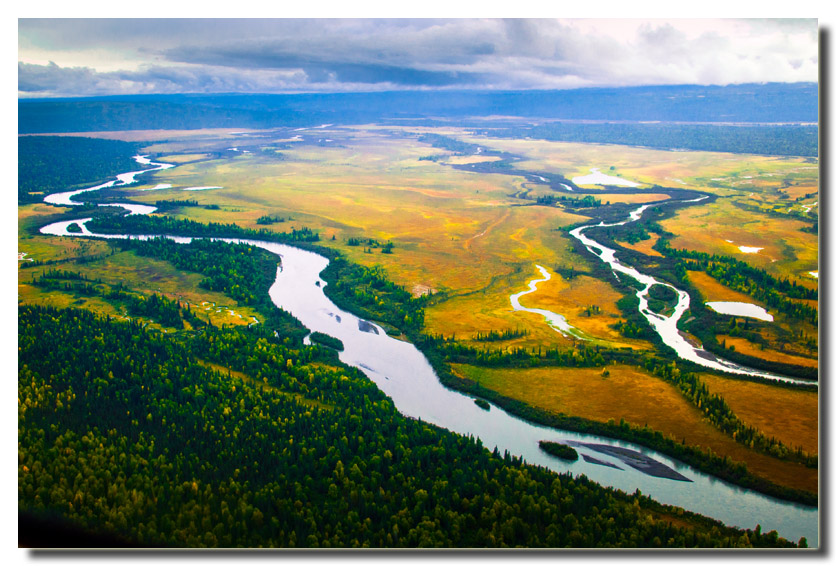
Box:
568 202 814 387
35 156 818 546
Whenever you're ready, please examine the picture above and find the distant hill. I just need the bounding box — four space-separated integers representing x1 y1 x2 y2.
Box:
18 83 818 134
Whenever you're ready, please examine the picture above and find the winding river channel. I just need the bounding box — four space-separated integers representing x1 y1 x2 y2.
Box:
568 202 814 387
35 155 818 546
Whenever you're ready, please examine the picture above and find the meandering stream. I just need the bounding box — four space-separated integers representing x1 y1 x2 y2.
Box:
568 201 813 387
509 265 587 340
34 155 818 545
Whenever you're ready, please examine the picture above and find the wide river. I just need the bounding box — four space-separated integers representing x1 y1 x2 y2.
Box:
36 156 818 546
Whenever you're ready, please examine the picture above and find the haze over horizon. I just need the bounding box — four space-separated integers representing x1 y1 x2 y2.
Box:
18 18 818 98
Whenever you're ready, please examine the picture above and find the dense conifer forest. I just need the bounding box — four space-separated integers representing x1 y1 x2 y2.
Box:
18 304 800 548
18 136 142 203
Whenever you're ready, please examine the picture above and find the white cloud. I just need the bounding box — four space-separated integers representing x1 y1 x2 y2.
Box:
17 18 818 96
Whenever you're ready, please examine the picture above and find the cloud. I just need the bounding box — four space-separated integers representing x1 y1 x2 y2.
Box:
18 18 819 97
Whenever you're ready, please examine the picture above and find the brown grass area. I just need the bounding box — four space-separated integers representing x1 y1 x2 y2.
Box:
454 136 818 199
125 132 605 344
782 182 818 200
19 250 260 329
425 261 649 351
699 374 818 455
687 271 765 304
19 204 113 266
617 234 664 257
660 199 818 285
687 270 818 359
519 269 648 348
156 153 213 164
453 363 817 493
716 336 818 369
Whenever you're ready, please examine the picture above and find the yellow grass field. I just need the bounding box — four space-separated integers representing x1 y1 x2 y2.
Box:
59 125 814 355
716 336 818 369
617 233 665 257
455 136 818 197
453 363 816 493
18 203 113 264
22 125 819 497
687 270 766 304
686 269 817 362
699 374 818 456
124 129 652 346
18 248 262 329
661 199 818 285
156 153 214 164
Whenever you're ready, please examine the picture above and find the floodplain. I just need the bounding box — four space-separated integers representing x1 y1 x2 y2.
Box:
19 124 819 504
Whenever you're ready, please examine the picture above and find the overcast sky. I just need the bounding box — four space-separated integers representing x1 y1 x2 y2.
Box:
17 18 819 97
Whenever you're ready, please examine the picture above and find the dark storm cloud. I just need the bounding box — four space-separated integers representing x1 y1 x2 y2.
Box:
18 62 95 93
160 21 501 71
17 18 819 97
18 61 311 96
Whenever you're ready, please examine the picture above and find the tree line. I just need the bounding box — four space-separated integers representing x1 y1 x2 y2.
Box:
495 123 818 157
18 136 142 203
87 214 320 245
20 304 801 548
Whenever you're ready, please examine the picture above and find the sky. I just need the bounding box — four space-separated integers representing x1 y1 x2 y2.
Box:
17 18 819 97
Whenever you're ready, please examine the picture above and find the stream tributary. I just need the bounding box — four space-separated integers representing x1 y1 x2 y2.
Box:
35 154 818 545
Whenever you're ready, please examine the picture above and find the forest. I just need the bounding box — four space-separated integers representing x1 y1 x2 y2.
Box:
18 84 818 134
18 304 801 548
18 136 142 203
17 88 818 547
495 122 818 157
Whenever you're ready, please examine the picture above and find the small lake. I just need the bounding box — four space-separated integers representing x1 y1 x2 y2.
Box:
707 302 774 321
572 168 641 187
34 156 819 546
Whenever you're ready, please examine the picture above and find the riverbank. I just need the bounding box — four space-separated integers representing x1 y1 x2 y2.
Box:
31 147 818 544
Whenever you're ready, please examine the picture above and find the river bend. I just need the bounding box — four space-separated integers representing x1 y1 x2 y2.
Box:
34 156 818 546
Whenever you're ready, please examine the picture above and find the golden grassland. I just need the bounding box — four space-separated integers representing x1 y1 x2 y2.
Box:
19 284 123 319
18 204 112 264
127 130 641 346
18 246 261 329
22 125 819 495
686 270 817 360
690 268 818 331
617 233 665 257
115 126 818 345
424 269 650 351
455 136 818 194
155 153 214 164
514 267 650 349
661 199 818 285
715 336 818 369
698 374 818 456
453 363 817 493
687 270 767 304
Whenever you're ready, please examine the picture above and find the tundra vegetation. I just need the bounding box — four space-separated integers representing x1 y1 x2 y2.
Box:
18 116 817 547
